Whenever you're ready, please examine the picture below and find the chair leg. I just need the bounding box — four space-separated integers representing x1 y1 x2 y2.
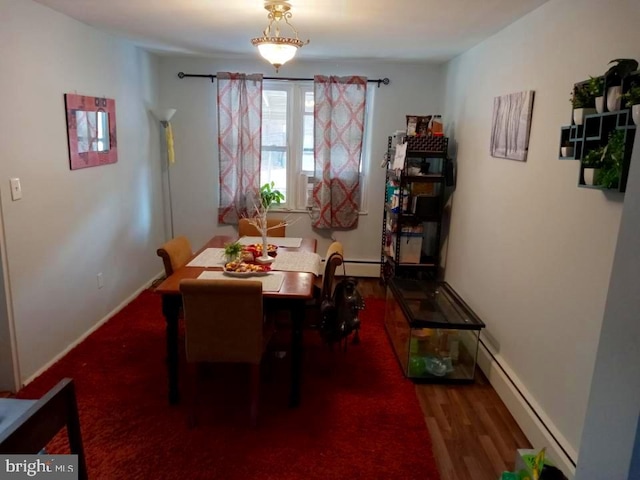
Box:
187 362 198 428
249 364 260 428
352 327 360 345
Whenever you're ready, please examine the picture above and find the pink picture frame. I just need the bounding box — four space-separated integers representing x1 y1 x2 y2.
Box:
64 93 118 170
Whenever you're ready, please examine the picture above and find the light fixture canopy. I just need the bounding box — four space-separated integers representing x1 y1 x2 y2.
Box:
251 0 309 72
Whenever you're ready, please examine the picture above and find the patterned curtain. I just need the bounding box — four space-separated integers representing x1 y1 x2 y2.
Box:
312 75 367 229
217 72 263 224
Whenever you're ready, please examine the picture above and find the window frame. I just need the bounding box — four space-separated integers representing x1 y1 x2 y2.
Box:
261 80 373 214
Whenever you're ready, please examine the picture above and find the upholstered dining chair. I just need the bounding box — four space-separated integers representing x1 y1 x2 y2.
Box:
157 235 193 277
297 241 344 330
238 218 286 238
179 279 273 427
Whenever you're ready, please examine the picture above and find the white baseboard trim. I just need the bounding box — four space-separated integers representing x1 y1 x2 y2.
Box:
22 274 161 387
477 339 577 479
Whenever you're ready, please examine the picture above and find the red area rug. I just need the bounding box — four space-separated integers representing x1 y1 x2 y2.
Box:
18 291 440 480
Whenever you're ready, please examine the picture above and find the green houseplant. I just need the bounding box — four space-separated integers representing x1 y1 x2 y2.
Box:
581 145 605 186
604 58 639 111
622 85 640 125
242 182 290 263
570 84 594 109
587 76 605 97
588 76 605 113
622 85 640 107
605 58 639 85
582 130 625 188
260 181 285 209
570 84 595 125
223 241 243 263
598 130 625 189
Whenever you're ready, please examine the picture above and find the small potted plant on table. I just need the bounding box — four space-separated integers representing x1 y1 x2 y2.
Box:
223 241 243 263
242 182 293 264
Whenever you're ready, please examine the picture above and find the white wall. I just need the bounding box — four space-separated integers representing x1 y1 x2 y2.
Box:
0 0 166 384
157 56 444 268
442 0 640 472
0 215 17 390
576 128 640 479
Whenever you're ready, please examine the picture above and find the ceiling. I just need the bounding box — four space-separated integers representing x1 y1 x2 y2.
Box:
33 0 548 63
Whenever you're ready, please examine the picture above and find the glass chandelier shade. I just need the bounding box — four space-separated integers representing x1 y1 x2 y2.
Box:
251 1 309 72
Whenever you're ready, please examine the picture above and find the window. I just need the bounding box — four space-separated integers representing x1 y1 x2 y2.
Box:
260 81 373 211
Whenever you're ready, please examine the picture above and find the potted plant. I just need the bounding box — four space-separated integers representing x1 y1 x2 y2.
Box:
588 76 605 114
604 58 639 112
597 130 625 189
622 84 640 125
223 241 243 263
570 83 595 125
242 182 291 263
581 145 604 186
560 140 574 158
259 181 285 210
582 130 625 188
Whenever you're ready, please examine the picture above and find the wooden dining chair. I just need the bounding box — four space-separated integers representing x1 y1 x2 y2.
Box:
179 279 273 427
157 235 193 277
238 218 286 238
291 241 344 332
317 241 344 302
0 378 88 480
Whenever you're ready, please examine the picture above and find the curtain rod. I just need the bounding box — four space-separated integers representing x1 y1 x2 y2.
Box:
177 72 390 88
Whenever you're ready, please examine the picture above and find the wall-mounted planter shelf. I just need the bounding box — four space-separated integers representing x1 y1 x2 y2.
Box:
559 71 638 193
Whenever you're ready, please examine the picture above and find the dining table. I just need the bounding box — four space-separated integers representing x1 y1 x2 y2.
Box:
154 234 317 408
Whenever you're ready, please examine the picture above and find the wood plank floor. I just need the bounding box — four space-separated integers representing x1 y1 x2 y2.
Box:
358 278 531 480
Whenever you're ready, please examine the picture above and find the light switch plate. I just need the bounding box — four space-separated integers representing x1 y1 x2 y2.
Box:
10 178 22 200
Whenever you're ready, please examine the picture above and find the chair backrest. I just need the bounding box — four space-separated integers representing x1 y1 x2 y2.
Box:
0 378 88 480
238 218 286 238
157 236 193 277
321 241 344 301
179 279 264 364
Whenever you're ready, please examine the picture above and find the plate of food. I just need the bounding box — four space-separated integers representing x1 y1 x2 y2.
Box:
243 243 278 257
223 261 271 277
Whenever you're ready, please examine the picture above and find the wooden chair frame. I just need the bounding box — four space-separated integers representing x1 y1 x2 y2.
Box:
0 378 88 480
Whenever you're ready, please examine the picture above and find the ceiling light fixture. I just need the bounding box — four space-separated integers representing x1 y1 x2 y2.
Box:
251 0 309 72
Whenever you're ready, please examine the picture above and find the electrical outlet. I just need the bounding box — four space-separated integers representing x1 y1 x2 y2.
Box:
97 273 104 289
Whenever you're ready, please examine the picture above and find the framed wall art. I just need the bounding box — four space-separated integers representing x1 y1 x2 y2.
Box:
64 93 118 170
490 90 535 162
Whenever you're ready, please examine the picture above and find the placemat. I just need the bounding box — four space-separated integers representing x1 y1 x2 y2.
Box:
270 251 322 276
186 248 226 267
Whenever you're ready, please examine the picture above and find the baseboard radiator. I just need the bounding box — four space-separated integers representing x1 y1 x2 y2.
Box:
477 338 578 479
